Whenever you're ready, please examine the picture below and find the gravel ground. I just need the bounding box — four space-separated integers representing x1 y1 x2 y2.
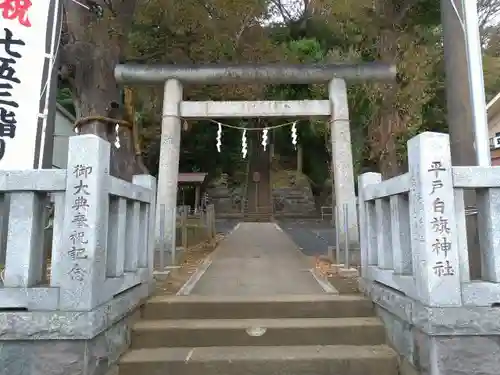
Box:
155 235 222 296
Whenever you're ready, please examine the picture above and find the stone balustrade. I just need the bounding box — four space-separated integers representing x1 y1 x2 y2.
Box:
0 134 156 312
0 135 157 375
358 131 500 375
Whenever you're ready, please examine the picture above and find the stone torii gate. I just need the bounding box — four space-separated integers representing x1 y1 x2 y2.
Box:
114 63 396 255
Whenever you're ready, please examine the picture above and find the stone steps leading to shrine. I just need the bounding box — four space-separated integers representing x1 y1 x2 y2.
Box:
129 317 386 348
119 344 398 375
140 294 375 319
118 294 399 375
242 212 273 222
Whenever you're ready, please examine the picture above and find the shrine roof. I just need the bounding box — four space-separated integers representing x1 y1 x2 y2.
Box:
178 173 207 183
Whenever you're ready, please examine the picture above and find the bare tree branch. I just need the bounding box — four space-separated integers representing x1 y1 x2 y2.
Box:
267 0 311 23
478 0 500 32
269 0 293 22
234 13 255 47
474 0 500 46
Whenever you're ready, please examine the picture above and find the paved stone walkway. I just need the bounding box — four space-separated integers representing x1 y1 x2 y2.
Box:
190 222 324 296
277 218 335 256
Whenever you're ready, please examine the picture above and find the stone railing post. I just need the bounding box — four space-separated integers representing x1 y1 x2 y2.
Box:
53 135 110 311
407 132 461 306
133 174 157 281
358 172 382 278
3 191 45 287
476 180 500 282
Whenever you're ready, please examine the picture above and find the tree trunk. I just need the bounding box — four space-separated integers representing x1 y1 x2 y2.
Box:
61 1 145 181
369 1 404 178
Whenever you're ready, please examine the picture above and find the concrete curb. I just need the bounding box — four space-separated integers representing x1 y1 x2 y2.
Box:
274 222 339 294
309 268 339 294
176 257 213 296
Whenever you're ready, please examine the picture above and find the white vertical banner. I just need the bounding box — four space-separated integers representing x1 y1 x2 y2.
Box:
0 1 51 169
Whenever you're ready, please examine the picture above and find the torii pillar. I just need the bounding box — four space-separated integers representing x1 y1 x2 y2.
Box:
115 63 396 255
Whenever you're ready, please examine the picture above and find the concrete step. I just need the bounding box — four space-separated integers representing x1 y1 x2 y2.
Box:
119 345 399 375
131 317 386 349
142 294 375 320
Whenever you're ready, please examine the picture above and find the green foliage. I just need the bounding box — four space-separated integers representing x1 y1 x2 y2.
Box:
122 0 500 185
56 88 76 116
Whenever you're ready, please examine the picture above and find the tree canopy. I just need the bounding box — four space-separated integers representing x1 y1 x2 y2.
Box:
58 0 500 186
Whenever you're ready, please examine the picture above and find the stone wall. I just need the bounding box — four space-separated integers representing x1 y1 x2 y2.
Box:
0 282 150 375
360 279 500 375
1 314 133 375
204 173 244 215
271 170 316 217
206 186 244 214
206 170 317 217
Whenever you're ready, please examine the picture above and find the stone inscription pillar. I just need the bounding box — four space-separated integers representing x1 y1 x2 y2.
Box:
408 132 462 306
56 134 110 310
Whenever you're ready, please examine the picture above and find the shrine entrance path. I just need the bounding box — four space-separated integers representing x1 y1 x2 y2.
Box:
189 222 324 296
